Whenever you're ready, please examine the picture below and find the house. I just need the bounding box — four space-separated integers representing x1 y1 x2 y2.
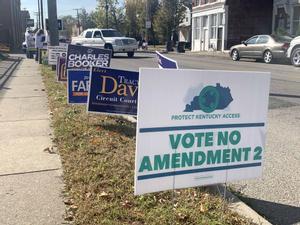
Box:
273 0 300 36
191 0 273 52
178 4 192 44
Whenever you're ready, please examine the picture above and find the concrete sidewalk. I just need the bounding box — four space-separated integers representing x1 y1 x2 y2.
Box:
0 59 65 225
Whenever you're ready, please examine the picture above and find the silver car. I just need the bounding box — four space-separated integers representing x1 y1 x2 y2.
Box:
230 35 292 63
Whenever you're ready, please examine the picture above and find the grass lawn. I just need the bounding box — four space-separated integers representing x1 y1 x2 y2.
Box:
41 65 255 225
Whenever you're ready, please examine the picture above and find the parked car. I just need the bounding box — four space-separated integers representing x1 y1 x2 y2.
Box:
71 28 138 58
286 36 300 67
229 35 292 63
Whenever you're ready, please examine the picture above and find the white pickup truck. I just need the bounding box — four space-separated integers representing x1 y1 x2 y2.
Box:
71 28 138 58
287 36 300 67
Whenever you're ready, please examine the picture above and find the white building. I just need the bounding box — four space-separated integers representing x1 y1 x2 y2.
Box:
273 0 300 36
179 5 192 43
192 0 227 52
192 0 275 52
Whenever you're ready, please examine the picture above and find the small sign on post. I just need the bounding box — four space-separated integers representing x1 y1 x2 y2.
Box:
56 57 66 82
39 48 48 65
134 69 270 195
46 19 63 30
146 21 151 29
155 51 178 69
26 19 34 27
48 46 67 65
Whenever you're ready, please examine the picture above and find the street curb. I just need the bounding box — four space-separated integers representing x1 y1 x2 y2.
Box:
119 116 272 225
136 49 231 59
212 185 272 225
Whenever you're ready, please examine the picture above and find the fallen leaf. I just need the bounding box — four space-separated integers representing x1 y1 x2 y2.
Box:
86 192 92 198
200 203 206 213
100 191 109 197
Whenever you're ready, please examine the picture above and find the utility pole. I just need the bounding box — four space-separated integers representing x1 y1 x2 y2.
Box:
47 0 59 46
37 0 41 29
105 0 109 29
73 8 82 34
34 12 40 29
40 0 44 30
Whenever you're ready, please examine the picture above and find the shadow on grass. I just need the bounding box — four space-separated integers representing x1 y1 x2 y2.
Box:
93 122 136 138
239 197 300 225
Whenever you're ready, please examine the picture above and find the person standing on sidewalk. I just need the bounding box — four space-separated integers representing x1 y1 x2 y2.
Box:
24 28 35 59
35 29 46 61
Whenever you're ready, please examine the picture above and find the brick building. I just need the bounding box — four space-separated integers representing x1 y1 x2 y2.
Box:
0 0 23 51
21 10 31 36
191 0 273 51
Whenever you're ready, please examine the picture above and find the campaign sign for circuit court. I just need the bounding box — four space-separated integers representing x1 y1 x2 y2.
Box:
87 67 139 116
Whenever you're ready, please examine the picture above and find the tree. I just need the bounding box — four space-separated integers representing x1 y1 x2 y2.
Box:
125 0 145 39
94 0 126 33
79 9 96 30
153 0 186 43
125 0 159 42
60 15 77 39
148 0 159 44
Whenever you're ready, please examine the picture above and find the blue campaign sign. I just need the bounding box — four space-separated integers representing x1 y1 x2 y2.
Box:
67 70 90 104
66 44 112 77
88 67 139 116
156 51 178 69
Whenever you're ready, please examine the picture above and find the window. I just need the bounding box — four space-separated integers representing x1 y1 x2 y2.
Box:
211 14 217 39
194 0 200 6
85 31 93 38
292 6 300 35
246 36 258 44
257 36 269 44
201 0 208 4
218 13 224 26
194 17 201 39
202 16 208 27
93 31 102 38
101 30 122 37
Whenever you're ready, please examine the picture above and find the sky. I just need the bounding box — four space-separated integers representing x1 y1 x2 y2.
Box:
20 0 100 19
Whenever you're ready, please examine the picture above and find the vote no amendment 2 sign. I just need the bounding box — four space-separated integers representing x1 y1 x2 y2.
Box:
134 69 270 195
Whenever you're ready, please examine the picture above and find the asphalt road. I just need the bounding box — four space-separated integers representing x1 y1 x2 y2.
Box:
111 52 300 225
111 52 300 107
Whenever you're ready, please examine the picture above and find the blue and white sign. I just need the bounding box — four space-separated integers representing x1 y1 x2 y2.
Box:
156 51 178 69
87 67 139 116
135 69 270 195
66 44 112 77
67 70 90 104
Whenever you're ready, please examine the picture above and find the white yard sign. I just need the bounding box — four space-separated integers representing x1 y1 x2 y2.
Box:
135 69 270 195
48 46 67 65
